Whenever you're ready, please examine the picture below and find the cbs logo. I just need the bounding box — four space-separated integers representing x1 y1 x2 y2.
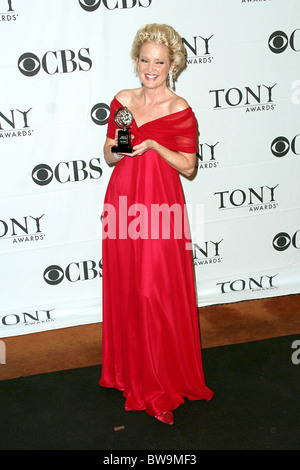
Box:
18 48 92 76
43 261 102 285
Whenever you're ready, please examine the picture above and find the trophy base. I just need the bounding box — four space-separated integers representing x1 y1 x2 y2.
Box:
111 145 133 154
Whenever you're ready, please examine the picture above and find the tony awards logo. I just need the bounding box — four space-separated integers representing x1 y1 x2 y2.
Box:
111 107 134 154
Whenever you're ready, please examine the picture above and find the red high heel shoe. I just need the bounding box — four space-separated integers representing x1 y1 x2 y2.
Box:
155 411 174 425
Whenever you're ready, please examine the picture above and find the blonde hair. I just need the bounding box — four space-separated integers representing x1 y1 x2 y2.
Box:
131 23 186 80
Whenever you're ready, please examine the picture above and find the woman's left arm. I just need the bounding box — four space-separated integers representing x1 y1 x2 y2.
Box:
126 139 196 177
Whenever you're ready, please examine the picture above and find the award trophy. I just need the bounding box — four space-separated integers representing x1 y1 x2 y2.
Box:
111 107 134 154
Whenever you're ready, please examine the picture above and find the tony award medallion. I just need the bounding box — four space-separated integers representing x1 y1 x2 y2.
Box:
111 106 134 154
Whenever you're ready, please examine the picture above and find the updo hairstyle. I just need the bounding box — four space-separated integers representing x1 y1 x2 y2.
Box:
130 23 187 82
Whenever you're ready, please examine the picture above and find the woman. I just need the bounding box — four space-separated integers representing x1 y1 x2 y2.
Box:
99 24 213 425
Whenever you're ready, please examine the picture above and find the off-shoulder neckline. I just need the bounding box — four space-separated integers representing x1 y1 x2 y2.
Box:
114 97 192 129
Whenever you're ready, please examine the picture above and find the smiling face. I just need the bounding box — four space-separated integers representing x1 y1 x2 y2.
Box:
137 41 173 90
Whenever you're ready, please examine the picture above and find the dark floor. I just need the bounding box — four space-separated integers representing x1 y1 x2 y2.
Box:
1 333 299 451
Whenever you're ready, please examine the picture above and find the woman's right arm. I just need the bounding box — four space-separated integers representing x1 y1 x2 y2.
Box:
103 136 124 165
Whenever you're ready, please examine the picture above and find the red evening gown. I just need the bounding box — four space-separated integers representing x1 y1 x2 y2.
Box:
99 97 213 416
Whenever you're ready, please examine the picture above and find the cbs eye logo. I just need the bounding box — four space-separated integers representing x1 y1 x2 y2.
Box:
273 231 300 251
79 0 101 10
271 135 300 158
32 164 53 186
18 53 40 76
43 265 64 285
91 103 110 125
268 30 300 53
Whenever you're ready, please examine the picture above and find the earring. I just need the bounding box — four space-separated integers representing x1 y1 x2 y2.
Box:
168 70 174 90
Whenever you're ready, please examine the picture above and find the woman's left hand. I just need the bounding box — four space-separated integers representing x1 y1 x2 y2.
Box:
123 139 156 157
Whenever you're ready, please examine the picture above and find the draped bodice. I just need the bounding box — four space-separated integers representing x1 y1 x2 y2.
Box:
107 97 197 154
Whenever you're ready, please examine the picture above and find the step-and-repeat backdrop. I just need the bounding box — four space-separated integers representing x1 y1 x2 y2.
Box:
0 0 299 337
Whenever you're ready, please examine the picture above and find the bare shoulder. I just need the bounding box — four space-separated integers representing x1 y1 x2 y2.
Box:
115 88 140 106
169 94 190 113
